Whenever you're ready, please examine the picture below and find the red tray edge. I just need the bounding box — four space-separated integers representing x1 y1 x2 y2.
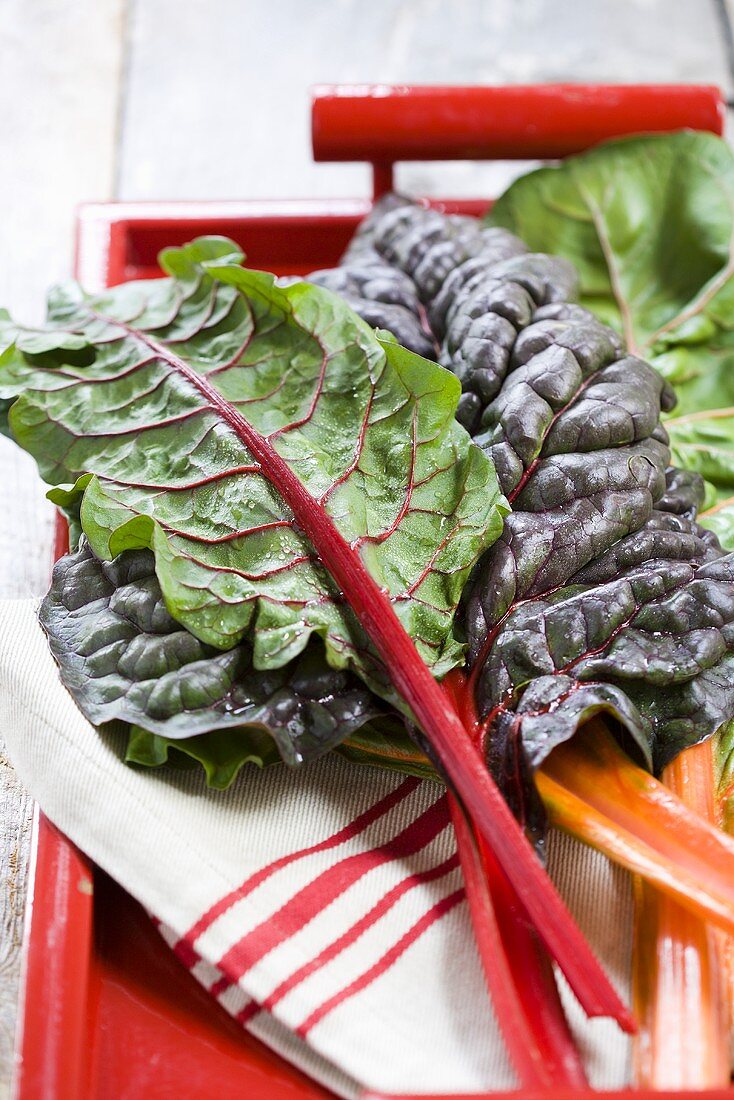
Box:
14 812 94 1100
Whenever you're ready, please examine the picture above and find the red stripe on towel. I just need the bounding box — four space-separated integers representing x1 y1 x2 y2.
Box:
216 794 450 984
296 888 464 1037
175 775 421 966
237 850 460 1024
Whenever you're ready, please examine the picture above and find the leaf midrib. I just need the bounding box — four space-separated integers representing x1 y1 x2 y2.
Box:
84 309 628 1019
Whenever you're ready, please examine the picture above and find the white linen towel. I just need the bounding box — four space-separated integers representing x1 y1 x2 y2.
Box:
0 598 633 1097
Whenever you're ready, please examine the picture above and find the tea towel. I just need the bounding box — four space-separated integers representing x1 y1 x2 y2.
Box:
0 599 633 1097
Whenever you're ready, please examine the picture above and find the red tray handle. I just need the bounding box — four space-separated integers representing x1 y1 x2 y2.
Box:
312 83 725 164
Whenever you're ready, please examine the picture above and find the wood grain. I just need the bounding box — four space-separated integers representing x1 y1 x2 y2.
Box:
118 0 732 205
0 2 125 1096
0 750 33 1090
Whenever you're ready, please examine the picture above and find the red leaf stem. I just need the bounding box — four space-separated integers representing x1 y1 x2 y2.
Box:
102 319 633 1031
449 795 588 1089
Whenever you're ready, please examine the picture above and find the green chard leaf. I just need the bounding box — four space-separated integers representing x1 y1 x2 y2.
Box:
0 236 506 707
335 715 437 781
124 725 283 788
699 494 734 549
716 719 734 833
486 132 734 537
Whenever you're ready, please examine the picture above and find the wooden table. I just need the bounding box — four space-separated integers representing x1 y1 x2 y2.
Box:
1 0 732 1094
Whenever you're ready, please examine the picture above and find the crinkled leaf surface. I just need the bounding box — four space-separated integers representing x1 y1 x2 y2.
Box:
487 133 734 532
310 196 734 782
41 540 390 770
0 237 505 700
459 302 734 776
480 547 734 777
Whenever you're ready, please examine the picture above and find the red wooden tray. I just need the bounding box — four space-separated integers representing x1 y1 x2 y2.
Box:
13 84 731 1100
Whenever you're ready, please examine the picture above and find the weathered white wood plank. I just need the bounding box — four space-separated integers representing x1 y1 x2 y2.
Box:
0 753 33 1094
0 2 126 1095
118 0 732 203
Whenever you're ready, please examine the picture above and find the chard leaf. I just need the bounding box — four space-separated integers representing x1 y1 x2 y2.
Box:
457 298 734 776
699 496 734 550
475 547 734 776
486 132 734 376
487 132 734 512
1 237 506 699
125 725 282 788
40 540 390 769
315 196 734 776
308 235 438 360
716 720 734 833
336 717 438 781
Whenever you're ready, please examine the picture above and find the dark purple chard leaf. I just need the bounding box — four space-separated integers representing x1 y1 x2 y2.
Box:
308 196 534 378
313 196 734 781
486 133 734 538
479 546 734 775
307 255 437 360
40 540 392 774
463 308 675 625
656 466 708 522
458 285 734 778
352 198 528 306
323 197 583 436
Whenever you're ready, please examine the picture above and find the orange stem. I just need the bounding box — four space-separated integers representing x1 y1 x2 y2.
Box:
632 739 730 1089
537 721 734 935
